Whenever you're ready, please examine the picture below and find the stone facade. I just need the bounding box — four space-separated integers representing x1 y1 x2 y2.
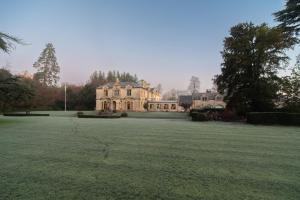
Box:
191 92 226 109
96 79 160 112
179 92 226 110
147 100 184 112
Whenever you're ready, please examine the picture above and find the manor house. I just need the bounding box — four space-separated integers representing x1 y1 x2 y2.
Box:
96 79 161 112
96 79 225 112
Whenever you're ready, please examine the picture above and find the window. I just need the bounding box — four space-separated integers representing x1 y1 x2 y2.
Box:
202 97 207 101
164 104 169 109
104 90 108 96
127 89 131 96
171 104 176 110
114 90 120 96
127 102 131 110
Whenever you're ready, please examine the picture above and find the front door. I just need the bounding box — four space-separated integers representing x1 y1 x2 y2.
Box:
113 101 117 111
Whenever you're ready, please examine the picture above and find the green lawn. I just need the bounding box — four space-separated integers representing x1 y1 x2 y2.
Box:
0 113 299 200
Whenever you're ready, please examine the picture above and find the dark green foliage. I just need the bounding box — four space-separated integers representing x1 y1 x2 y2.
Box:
77 114 120 118
120 112 128 117
215 23 297 115
274 0 300 35
76 111 84 116
3 113 49 116
33 43 60 86
190 112 208 121
279 54 300 112
0 32 23 53
77 84 97 110
247 112 300 126
105 70 138 83
0 68 35 112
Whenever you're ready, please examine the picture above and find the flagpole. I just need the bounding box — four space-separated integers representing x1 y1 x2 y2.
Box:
64 83 67 112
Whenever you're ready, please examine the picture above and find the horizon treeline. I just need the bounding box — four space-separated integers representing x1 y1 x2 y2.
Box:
0 68 139 111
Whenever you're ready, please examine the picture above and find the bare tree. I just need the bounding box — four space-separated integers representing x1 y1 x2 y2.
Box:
156 83 162 93
188 76 200 94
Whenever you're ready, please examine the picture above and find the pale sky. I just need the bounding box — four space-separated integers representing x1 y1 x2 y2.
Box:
1 0 299 92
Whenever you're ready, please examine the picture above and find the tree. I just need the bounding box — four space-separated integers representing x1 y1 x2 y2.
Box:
106 71 115 82
88 70 106 87
188 76 200 94
0 68 34 112
162 89 177 100
214 23 297 115
33 43 60 86
0 32 23 53
156 84 162 93
274 0 300 35
280 54 300 111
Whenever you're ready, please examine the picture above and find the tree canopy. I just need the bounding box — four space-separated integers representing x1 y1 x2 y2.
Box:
33 43 60 86
0 32 23 53
279 54 300 111
274 0 300 34
214 22 297 115
0 68 34 112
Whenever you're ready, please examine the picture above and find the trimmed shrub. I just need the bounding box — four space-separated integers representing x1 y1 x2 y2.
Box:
247 112 300 126
3 113 49 117
120 112 128 117
77 111 84 116
78 114 120 118
190 112 208 121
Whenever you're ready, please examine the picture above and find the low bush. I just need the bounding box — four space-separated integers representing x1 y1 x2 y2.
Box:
221 109 240 121
77 111 84 116
190 112 208 121
78 114 120 118
120 112 128 117
3 113 49 117
247 112 300 126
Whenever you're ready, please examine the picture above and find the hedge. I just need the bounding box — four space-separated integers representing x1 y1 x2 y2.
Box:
120 112 128 117
3 113 50 117
77 114 120 118
190 112 208 121
247 112 300 126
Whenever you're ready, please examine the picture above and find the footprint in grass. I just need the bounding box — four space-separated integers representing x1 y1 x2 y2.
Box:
102 143 109 159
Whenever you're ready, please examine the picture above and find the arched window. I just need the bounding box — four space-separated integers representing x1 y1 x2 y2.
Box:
103 101 108 110
127 102 131 110
114 90 120 96
127 89 131 96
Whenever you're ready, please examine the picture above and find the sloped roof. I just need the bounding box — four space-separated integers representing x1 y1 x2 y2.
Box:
98 81 141 88
178 92 223 103
192 92 220 100
178 95 193 104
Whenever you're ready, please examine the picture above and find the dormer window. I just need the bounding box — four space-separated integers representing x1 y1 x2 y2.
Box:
104 89 108 96
127 89 132 96
114 90 120 96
